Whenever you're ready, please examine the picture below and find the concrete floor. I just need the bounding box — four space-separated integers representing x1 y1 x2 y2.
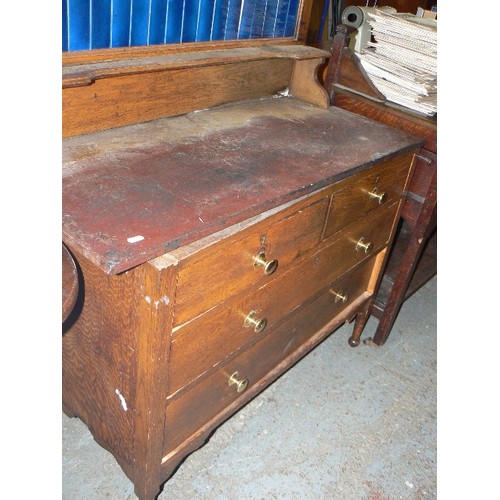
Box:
62 276 437 499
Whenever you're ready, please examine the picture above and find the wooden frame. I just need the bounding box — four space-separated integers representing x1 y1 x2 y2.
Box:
323 24 437 346
62 44 330 138
61 0 321 139
62 0 315 66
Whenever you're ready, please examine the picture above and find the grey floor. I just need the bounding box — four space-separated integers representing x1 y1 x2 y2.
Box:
62 276 437 499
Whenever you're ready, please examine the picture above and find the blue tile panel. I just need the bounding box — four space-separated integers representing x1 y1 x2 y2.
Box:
63 0 300 51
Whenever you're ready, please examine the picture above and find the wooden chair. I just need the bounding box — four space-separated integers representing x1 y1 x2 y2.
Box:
323 25 437 346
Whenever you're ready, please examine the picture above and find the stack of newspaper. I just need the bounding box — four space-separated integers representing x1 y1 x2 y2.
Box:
356 10 437 117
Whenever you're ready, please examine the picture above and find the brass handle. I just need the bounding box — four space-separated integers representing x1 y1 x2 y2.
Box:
368 187 387 204
244 311 268 333
228 372 249 393
355 237 373 254
330 289 349 303
254 251 278 275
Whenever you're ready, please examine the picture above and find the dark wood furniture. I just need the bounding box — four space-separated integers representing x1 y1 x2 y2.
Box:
323 25 437 346
62 243 78 323
62 23 423 500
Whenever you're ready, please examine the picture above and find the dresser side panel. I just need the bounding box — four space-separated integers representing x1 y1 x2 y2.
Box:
62 254 178 477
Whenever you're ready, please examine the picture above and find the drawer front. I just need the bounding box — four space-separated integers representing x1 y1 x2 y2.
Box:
317 200 399 279
169 202 398 395
407 150 436 200
163 256 377 454
174 197 329 326
324 152 413 239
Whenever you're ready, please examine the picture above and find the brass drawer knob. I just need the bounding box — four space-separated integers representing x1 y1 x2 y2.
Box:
355 237 373 254
330 289 349 303
368 187 387 204
228 372 249 393
254 251 278 275
244 311 268 333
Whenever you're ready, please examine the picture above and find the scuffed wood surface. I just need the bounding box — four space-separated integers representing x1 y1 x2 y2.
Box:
290 58 330 108
63 45 330 137
62 96 422 274
63 59 293 138
333 92 437 153
63 45 330 87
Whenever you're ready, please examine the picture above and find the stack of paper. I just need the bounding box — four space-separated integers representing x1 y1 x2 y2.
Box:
356 10 437 117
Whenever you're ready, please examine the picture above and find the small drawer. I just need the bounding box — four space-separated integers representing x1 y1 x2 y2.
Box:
163 256 378 455
324 152 413 239
317 200 399 282
407 150 436 200
174 196 329 326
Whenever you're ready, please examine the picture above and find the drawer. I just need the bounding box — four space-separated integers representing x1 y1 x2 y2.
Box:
407 149 436 200
324 152 413 239
168 203 397 396
163 256 377 454
174 196 329 326
316 200 399 283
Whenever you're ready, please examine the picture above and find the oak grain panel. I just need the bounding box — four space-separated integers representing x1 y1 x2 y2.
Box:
63 59 293 137
174 197 329 326
169 201 399 395
163 254 377 454
324 151 413 238
62 252 177 477
333 92 436 153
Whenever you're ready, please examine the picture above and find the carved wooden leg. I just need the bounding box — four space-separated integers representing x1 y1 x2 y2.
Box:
371 229 434 346
370 172 437 347
348 300 372 347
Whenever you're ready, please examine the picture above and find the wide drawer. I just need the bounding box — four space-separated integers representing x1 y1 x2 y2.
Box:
324 151 413 239
173 196 329 326
168 201 399 396
163 256 377 455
